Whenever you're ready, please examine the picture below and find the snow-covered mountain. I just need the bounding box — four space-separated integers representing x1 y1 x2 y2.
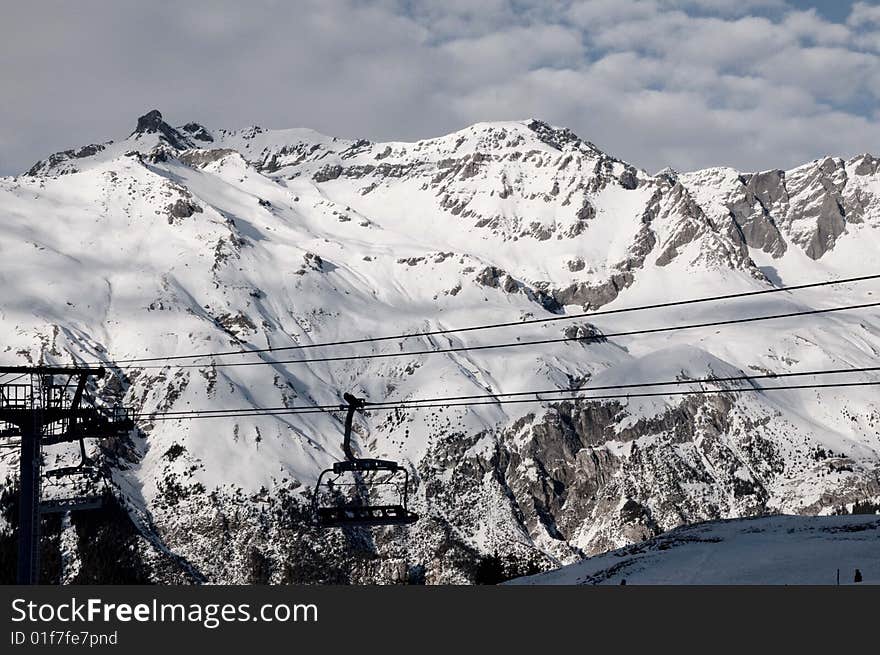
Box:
1 110 879 583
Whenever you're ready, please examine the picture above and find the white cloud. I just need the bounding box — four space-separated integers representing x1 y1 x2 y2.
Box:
662 0 788 13
1 0 879 174
781 9 852 44
848 1 880 27
568 0 662 27
757 46 880 102
440 24 584 88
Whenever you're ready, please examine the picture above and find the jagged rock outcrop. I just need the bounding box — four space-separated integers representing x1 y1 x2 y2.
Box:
130 109 196 151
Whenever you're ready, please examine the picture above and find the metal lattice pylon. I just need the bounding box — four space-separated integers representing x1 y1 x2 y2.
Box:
27 373 46 582
0 365 133 585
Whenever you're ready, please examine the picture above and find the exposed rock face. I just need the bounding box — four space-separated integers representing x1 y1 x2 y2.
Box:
526 119 598 154
180 122 214 143
475 266 562 312
654 178 755 271
681 154 880 262
783 157 849 260
130 109 195 151
177 148 238 168
166 198 202 222
853 153 880 176
552 272 634 310
728 171 789 257
26 143 107 176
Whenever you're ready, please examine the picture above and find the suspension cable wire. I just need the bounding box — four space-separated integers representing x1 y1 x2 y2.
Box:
0 373 29 385
136 379 880 421
78 273 880 366
128 364 880 418
121 300 880 370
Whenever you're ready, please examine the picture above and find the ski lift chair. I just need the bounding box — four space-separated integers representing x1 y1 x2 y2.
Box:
312 393 418 528
44 435 99 480
42 435 106 515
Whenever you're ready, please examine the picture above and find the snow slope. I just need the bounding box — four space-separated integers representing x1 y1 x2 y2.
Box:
508 514 880 585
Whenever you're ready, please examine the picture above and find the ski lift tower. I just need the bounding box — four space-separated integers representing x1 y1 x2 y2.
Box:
0 365 134 584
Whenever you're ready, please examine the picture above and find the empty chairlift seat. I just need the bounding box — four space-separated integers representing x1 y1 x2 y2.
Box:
312 394 418 528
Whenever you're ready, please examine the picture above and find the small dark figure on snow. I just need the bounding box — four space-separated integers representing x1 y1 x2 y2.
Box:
854 569 863 583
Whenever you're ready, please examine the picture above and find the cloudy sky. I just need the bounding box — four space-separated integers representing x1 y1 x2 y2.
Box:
2 0 880 174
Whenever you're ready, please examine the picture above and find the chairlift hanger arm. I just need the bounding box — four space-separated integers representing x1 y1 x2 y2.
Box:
341 392 366 462
70 373 88 411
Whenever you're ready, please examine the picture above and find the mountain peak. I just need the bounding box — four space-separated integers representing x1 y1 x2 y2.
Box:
524 118 577 147
656 166 679 178
130 109 192 150
179 122 214 143
134 109 166 133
